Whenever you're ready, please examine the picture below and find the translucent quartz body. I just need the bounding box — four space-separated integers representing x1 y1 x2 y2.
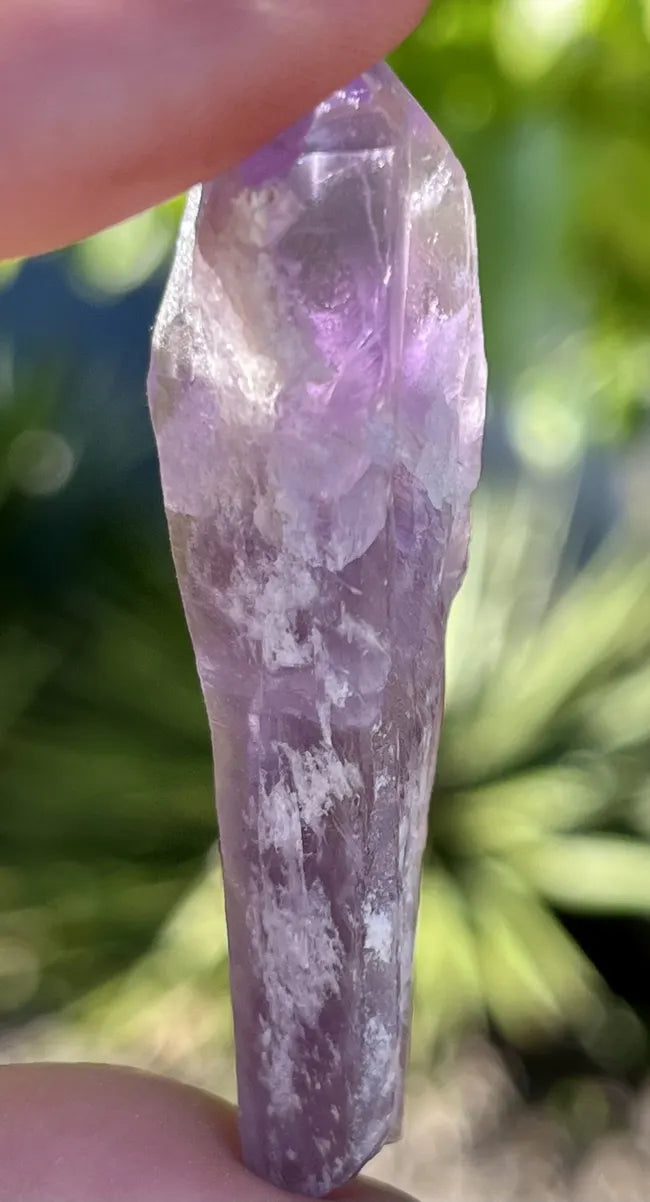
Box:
148 63 486 1197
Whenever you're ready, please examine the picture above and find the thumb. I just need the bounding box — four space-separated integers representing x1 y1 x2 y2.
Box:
0 1063 419 1202
0 0 428 259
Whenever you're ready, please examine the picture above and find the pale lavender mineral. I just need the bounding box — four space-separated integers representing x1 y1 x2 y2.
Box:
148 63 486 1197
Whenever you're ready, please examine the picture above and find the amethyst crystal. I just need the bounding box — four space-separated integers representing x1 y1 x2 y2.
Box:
148 63 486 1197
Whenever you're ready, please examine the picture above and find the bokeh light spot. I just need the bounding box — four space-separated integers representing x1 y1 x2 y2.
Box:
442 73 497 132
509 369 586 473
495 0 592 81
7 429 76 496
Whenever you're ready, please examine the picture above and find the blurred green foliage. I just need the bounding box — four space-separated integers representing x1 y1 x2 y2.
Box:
395 0 650 459
52 483 650 1082
2 437 650 1074
418 491 650 1065
1 0 650 1090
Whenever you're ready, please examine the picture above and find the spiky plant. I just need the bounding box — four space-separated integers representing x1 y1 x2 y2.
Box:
414 485 650 1064
3 430 650 1080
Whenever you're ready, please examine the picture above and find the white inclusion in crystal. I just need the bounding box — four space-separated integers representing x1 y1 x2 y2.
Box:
252 879 343 1116
258 775 302 855
231 185 304 251
252 744 357 1117
284 745 361 834
338 611 385 653
257 745 362 851
323 670 351 710
362 904 393 964
397 733 435 1028
258 1024 298 1118
361 1016 394 1104
202 276 282 426
312 628 351 707
337 613 390 697
410 159 454 218
258 744 361 850
225 552 317 669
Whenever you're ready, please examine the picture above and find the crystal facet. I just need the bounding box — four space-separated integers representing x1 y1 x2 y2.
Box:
148 63 487 1197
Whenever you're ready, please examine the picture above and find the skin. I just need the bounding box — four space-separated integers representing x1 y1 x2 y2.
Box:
0 0 428 259
0 1064 417 1201
0 1 427 1197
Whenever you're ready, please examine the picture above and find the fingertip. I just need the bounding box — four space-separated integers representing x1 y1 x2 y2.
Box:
0 0 430 257
0 1064 420 1202
0 1064 257 1201
332 1177 420 1202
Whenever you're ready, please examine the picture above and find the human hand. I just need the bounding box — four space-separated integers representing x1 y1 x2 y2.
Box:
0 0 427 259
0 1063 417 1201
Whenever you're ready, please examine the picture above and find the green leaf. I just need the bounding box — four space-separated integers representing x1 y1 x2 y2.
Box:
467 865 600 1044
444 765 609 855
445 548 650 781
517 836 650 914
67 868 233 1067
0 628 60 740
68 204 180 299
412 870 484 1054
0 259 22 290
579 662 650 751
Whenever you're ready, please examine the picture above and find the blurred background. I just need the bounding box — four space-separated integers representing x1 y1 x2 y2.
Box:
1 2 649 1198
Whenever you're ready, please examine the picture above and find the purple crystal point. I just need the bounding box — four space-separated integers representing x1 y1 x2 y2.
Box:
148 63 486 1197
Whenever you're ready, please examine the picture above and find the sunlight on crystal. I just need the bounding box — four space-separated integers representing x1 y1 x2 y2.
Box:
410 163 454 218
7 429 75 496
